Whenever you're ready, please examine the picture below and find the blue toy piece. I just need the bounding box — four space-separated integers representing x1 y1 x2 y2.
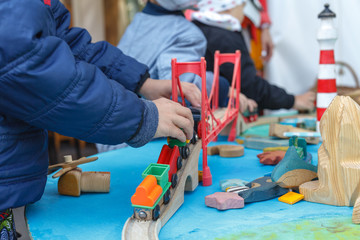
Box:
238 177 288 203
289 137 312 164
220 179 249 192
289 137 307 158
271 146 317 188
244 137 289 150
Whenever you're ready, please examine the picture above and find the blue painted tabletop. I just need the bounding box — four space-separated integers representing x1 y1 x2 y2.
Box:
26 131 359 240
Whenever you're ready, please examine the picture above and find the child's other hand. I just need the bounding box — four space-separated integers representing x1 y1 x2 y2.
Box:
239 93 258 113
153 98 194 142
247 99 258 112
293 91 316 111
139 79 201 107
261 28 274 62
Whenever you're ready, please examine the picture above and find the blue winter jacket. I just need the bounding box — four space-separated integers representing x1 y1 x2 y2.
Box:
0 0 158 210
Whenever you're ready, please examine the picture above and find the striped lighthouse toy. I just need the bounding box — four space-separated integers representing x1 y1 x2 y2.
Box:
316 4 337 132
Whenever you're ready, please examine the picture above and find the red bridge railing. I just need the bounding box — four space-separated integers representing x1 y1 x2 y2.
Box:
171 50 241 186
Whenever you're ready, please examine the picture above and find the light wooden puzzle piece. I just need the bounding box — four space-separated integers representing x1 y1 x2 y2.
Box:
269 123 319 145
58 169 111 196
51 155 110 196
49 155 98 178
300 96 360 207
352 197 360 224
207 145 244 157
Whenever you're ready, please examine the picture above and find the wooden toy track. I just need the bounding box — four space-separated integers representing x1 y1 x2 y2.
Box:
122 51 241 239
122 141 202 240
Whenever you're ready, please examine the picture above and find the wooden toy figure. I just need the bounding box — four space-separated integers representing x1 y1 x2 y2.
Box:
316 4 337 131
49 155 110 197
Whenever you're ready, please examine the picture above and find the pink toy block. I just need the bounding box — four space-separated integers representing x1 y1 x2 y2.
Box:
205 192 244 210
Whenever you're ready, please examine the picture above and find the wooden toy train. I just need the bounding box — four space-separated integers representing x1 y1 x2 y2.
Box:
130 136 194 221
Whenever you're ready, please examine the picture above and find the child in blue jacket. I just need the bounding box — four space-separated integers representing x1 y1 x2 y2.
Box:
0 0 200 237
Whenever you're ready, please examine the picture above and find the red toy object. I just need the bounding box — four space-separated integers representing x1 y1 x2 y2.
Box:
157 144 182 188
257 151 286 165
171 51 241 186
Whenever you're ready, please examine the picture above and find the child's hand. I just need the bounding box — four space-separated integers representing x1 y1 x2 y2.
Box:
139 78 201 107
237 92 258 113
153 98 194 142
247 99 258 112
293 91 316 111
261 28 274 62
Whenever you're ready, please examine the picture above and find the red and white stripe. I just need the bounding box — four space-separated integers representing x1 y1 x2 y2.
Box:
317 46 337 131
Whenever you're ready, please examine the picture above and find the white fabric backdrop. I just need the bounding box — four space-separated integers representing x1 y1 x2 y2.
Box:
265 0 360 95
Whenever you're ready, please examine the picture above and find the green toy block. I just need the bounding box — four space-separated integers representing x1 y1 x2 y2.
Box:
142 163 170 189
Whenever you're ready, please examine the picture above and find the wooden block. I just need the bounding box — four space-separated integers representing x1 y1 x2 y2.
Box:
219 112 280 136
271 146 317 188
207 145 244 157
50 156 99 178
279 115 317 131
352 197 360 224
300 96 360 207
278 191 304 205
244 137 288 150
198 170 203 182
238 177 289 203
205 192 244 210
58 168 82 197
269 123 319 145
81 171 110 193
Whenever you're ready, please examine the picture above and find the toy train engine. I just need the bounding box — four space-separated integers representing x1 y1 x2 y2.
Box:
157 137 190 188
131 163 171 221
242 108 258 123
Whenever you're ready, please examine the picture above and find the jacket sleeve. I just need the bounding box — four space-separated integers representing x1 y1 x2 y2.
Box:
206 28 294 110
51 0 149 93
259 0 271 27
0 0 156 146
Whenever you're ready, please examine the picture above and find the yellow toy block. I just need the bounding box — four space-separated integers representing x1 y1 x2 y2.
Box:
263 146 289 152
278 191 304 205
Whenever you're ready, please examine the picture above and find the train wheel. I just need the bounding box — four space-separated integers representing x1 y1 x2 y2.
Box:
163 189 171 205
171 174 178 188
137 209 147 220
177 156 182 170
180 146 190 159
190 130 197 144
152 205 160 221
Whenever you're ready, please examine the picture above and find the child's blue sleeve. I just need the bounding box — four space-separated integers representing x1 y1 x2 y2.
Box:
51 0 149 93
0 0 156 146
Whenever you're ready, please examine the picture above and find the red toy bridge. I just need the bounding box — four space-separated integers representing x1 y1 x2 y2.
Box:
171 50 241 186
